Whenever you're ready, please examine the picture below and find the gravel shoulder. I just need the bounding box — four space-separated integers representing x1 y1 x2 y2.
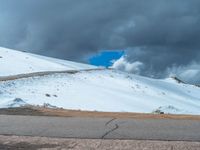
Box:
0 135 200 150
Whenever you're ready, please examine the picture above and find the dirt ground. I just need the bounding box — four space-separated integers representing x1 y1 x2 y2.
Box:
0 135 200 150
0 106 200 120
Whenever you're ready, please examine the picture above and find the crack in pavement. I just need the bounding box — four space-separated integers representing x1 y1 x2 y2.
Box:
101 118 119 139
105 118 116 126
102 124 119 139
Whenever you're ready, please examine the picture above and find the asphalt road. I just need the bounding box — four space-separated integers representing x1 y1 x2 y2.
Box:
0 115 200 141
0 68 105 81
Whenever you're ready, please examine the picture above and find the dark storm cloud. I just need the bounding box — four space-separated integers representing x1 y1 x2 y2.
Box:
0 0 200 82
0 0 132 60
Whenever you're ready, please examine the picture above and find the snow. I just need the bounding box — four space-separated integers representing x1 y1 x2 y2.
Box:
0 47 96 76
0 69 200 114
0 47 200 115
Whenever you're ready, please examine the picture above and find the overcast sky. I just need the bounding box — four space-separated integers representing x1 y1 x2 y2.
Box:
0 0 200 84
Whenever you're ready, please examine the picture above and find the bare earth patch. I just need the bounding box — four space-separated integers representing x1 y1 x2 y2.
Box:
0 106 200 120
0 135 200 150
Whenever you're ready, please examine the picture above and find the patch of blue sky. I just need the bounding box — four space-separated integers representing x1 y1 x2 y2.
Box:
89 50 124 67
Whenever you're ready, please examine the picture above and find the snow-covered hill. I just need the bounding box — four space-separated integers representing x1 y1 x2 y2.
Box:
0 47 96 76
0 47 200 114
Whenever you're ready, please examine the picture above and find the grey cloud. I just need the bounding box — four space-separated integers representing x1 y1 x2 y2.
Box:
0 0 200 83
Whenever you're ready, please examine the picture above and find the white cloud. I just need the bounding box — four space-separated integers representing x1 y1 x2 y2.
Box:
111 56 144 74
166 62 200 84
112 56 200 85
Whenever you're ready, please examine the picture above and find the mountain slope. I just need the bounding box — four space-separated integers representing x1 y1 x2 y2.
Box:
0 47 96 76
0 47 200 114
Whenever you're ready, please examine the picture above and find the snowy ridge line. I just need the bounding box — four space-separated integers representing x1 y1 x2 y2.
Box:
0 68 106 81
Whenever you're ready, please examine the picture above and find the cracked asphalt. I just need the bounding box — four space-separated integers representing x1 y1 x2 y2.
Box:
0 115 200 141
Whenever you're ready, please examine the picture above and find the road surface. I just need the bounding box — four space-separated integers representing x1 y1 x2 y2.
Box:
0 68 105 81
0 115 200 141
